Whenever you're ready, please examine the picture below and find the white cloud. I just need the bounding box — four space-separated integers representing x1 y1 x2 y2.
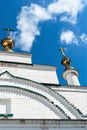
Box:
60 32 87 46
12 0 87 52
48 0 87 24
80 33 87 43
12 4 51 52
60 30 78 45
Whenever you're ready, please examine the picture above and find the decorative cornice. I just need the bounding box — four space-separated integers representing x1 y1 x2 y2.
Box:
0 61 57 71
0 51 32 58
0 119 87 128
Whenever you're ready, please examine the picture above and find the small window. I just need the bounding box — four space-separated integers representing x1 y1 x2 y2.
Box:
0 104 6 113
0 99 12 118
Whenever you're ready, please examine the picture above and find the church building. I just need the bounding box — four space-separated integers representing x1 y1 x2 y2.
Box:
0 28 87 130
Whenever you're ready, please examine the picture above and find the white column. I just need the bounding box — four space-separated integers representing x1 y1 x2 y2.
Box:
63 69 80 86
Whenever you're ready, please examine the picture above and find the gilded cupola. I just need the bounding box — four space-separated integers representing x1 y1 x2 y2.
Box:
1 28 15 52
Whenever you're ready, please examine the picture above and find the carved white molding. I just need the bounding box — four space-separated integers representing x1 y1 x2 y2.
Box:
0 71 83 119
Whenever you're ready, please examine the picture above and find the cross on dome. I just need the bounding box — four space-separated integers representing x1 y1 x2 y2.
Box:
0 28 15 52
59 47 71 69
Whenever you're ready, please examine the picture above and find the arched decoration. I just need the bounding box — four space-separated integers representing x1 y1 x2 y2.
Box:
0 71 83 119
0 85 68 119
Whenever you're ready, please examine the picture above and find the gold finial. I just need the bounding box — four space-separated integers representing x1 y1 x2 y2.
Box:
1 28 15 52
59 47 71 69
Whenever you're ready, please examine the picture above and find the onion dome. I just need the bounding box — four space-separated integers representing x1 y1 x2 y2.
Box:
59 47 72 69
1 28 15 52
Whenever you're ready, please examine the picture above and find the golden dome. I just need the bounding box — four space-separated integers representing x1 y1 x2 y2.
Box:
59 47 71 69
1 37 15 52
61 57 71 68
1 28 15 52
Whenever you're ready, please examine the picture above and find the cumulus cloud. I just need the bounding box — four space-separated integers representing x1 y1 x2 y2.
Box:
48 0 87 24
12 0 87 52
60 30 78 45
13 4 51 52
60 31 87 46
49 0 87 24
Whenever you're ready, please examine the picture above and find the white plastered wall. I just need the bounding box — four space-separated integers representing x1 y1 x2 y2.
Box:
0 66 59 84
56 87 87 115
0 91 59 119
0 51 59 84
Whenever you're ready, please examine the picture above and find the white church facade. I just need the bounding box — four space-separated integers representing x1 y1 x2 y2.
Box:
0 29 87 129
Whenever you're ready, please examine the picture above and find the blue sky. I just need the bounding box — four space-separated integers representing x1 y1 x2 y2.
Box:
0 0 87 86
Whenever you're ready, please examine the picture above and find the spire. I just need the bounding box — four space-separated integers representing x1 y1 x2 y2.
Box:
0 28 15 52
59 47 80 86
59 47 72 69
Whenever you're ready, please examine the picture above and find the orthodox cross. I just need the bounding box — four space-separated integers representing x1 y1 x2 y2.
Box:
58 47 66 58
3 28 13 38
